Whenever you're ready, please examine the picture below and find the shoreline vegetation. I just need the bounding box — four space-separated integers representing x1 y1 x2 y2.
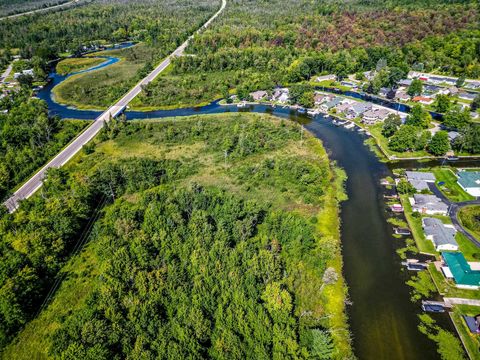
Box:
1 113 353 359
55 57 105 76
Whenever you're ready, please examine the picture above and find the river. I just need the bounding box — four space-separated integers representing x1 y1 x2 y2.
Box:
39 57 480 359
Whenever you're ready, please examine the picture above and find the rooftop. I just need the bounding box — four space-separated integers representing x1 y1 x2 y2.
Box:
443 252 480 287
422 218 457 248
406 171 435 182
457 171 480 189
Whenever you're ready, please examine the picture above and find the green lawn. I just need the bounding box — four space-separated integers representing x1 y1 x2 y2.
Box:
459 205 480 244
450 306 480 360
456 232 480 261
368 123 432 159
400 194 437 254
432 168 475 202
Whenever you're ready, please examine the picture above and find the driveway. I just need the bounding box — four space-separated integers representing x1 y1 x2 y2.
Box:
427 182 480 247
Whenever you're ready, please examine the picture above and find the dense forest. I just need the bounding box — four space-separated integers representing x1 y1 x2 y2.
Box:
0 114 350 358
0 89 87 200
0 0 72 17
0 0 218 63
134 0 479 109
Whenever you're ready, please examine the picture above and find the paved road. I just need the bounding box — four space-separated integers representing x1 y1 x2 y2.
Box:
3 0 226 212
427 182 480 247
0 0 82 21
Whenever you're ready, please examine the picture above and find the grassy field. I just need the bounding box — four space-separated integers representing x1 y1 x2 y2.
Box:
432 168 476 202
52 44 156 109
3 113 352 359
55 57 105 76
459 205 480 244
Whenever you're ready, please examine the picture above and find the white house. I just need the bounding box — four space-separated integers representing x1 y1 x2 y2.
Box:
457 171 480 197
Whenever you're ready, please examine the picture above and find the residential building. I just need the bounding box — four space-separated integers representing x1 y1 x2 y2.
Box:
398 79 412 87
314 93 327 105
422 218 458 251
458 92 477 101
272 88 290 104
448 86 459 96
395 90 410 102
249 90 268 102
346 102 372 119
406 171 435 192
410 194 448 215
464 80 480 90
457 171 480 197
442 252 480 290
412 96 434 105
321 97 343 111
315 74 336 82
447 131 460 143
362 108 391 124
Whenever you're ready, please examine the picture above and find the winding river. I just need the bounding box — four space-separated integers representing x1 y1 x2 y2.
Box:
39 56 480 359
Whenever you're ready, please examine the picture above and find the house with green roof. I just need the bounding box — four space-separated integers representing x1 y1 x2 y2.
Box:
442 252 480 290
457 171 480 197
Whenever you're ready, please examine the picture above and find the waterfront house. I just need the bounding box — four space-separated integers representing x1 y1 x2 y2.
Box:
463 315 480 334
465 80 480 90
321 97 343 112
315 74 336 82
398 79 412 87
412 96 434 105
347 102 372 119
314 93 327 105
448 86 459 96
442 252 480 290
457 171 480 197
272 88 290 104
447 131 460 143
395 89 410 102
422 218 458 251
362 108 391 124
406 171 435 192
249 90 268 102
458 92 477 101
335 102 352 114
410 194 448 215
379 87 390 97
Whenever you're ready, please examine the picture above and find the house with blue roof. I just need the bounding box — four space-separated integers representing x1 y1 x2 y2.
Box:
457 171 480 197
442 252 480 290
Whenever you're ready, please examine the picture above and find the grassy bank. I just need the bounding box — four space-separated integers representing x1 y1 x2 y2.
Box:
450 306 480 360
3 113 352 359
55 57 106 76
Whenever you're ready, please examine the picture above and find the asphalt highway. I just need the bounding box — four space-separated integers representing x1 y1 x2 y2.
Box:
4 0 226 212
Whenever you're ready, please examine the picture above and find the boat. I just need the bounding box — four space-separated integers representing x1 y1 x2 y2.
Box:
237 101 247 108
335 120 347 127
390 204 404 212
446 156 459 161
421 301 446 313
395 228 411 235
297 107 307 114
344 122 355 129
